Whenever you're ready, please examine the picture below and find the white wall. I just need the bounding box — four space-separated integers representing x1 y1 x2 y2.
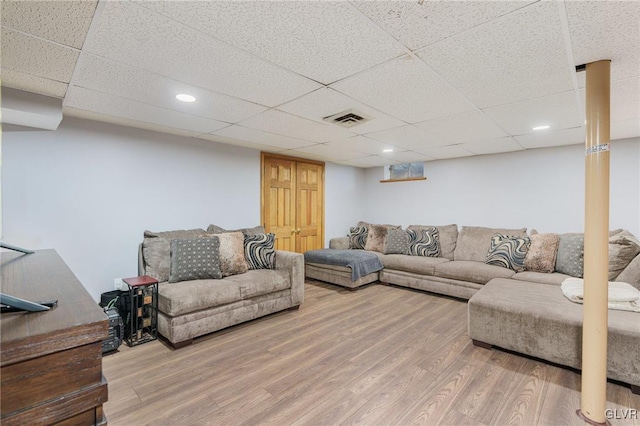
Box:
359 138 640 237
2 117 365 300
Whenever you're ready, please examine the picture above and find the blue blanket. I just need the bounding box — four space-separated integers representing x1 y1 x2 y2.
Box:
304 249 383 281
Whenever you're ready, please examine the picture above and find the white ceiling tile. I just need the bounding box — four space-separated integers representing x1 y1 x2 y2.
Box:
332 159 376 169
209 125 314 150
136 1 405 84
415 145 475 160
611 119 640 141
63 106 204 138
292 143 368 161
84 1 321 107
64 86 229 134
73 54 267 123
276 88 406 134
378 151 433 163
1 0 97 49
515 127 585 149
352 1 537 51
1 27 79 83
417 2 573 108
366 124 449 150
237 109 355 143
579 77 640 125
195 133 287 154
331 55 476 123
460 137 524 155
566 1 640 84
0 68 68 98
483 91 582 136
352 156 402 167
325 135 403 156
416 110 508 144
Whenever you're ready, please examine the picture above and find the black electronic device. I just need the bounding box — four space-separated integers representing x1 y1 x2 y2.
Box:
102 307 124 354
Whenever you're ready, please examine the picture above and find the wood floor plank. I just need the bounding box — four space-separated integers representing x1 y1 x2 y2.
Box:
101 281 639 426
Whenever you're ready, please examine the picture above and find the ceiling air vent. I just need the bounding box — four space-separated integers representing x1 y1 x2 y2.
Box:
323 109 371 128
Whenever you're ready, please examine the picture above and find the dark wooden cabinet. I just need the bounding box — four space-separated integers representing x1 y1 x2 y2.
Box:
1 249 109 425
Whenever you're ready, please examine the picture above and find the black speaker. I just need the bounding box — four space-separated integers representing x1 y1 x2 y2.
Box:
102 307 124 353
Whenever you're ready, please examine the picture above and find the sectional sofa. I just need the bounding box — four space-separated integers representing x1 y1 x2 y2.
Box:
319 223 640 393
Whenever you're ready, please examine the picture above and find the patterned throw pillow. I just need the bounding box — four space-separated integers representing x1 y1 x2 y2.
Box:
555 233 584 277
486 234 531 272
244 233 276 270
383 228 410 254
524 233 560 273
169 237 222 283
349 226 368 249
407 228 441 257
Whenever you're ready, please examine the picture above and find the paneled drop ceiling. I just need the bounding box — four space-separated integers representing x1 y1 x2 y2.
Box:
1 0 639 167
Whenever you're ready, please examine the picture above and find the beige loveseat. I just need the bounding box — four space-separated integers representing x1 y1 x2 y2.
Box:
139 227 304 348
324 224 640 393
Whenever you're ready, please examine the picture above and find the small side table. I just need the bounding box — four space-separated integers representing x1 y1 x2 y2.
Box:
122 275 158 347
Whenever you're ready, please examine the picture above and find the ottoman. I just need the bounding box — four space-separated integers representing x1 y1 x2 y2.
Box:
304 249 383 290
468 278 640 393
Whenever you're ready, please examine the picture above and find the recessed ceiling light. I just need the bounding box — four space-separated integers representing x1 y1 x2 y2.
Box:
383 149 394 153
176 94 196 103
532 125 550 131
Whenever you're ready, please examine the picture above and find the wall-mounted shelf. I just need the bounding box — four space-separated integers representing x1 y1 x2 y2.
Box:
379 177 427 183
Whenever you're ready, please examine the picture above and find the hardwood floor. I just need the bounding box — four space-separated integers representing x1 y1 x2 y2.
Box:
103 281 639 426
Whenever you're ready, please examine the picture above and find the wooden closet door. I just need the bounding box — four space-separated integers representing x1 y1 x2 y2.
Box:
262 156 297 252
296 162 323 252
262 153 324 253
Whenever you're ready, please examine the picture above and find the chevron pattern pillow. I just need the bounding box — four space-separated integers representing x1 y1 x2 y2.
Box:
486 233 531 272
407 227 441 257
349 226 368 249
244 233 276 270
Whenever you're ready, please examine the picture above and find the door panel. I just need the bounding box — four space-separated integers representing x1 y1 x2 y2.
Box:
263 158 297 252
262 154 324 253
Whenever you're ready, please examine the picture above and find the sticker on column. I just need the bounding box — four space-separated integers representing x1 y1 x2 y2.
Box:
585 143 610 155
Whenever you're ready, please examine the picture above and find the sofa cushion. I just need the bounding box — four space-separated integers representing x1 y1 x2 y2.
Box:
407 228 441 257
244 233 276 270
158 269 290 316
408 224 457 260
383 228 410 255
524 233 560 273
555 233 584 278
616 253 640 290
434 260 515 284
169 237 222 283
512 271 572 286
608 231 640 280
349 225 368 249
454 226 527 262
142 228 208 282
211 231 249 277
380 254 449 275
364 224 388 252
485 234 531 272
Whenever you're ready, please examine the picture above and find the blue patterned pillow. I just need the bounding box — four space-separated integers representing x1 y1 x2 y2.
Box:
244 233 276 270
349 226 368 250
407 228 441 257
486 233 531 272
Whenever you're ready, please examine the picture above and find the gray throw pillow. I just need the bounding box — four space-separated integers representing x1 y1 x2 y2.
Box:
555 233 584 277
486 234 531 272
169 237 222 283
244 233 276 270
383 228 410 254
407 227 441 257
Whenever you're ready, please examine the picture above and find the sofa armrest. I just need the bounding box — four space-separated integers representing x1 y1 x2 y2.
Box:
138 243 146 276
329 236 350 250
276 250 304 306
